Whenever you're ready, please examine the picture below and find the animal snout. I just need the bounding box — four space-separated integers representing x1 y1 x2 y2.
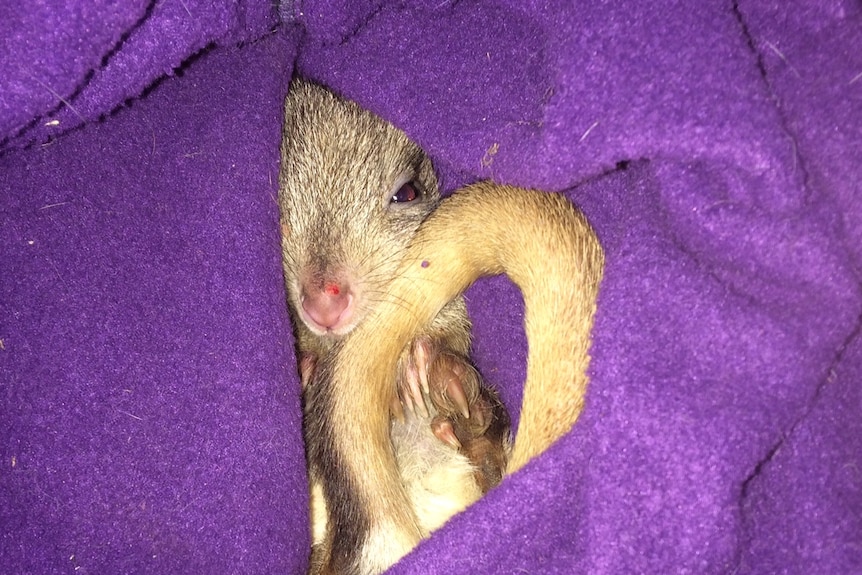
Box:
301 280 355 334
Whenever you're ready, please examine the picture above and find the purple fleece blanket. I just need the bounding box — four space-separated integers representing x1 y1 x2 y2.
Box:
2 1 860 573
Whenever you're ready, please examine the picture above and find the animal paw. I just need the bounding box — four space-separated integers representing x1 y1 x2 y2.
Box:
395 337 510 492
298 352 317 389
395 338 478 425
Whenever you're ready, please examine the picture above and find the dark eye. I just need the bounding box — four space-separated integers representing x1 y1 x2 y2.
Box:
390 182 420 204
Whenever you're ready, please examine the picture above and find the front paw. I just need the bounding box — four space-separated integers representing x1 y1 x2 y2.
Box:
395 338 510 491
395 338 478 425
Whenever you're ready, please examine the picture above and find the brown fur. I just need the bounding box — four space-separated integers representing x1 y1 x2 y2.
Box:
278 80 515 574
306 181 604 573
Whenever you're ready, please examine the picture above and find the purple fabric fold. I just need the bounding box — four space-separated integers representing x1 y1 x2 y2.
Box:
1 0 277 150
2 0 860 573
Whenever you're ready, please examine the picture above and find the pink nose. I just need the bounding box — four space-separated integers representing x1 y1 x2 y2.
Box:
301 281 353 331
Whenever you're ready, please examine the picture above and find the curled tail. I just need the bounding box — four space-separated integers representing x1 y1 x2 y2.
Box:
311 182 604 573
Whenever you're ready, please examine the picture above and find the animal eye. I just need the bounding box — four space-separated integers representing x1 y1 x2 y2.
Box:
390 182 420 204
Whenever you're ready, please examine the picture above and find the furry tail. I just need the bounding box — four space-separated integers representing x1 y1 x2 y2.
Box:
316 182 604 572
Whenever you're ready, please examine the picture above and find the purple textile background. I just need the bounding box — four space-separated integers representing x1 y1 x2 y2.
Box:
1 1 860 573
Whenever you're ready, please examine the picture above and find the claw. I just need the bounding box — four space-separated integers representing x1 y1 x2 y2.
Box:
444 371 471 420
413 339 431 396
390 393 405 424
399 378 415 415
406 362 429 418
431 418 462 450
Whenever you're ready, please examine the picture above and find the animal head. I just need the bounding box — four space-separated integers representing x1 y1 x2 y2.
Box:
278 80 440 340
